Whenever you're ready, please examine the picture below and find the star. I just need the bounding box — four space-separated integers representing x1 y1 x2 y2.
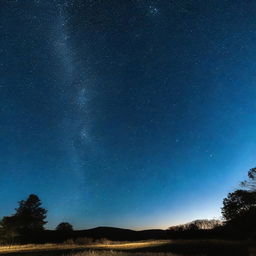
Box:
148 6 159 16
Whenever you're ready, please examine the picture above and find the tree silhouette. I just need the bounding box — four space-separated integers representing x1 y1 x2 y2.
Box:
15 194 47 231
241 167 256 191
0 216 20 242
56 222 73 232
222 189 256 221
1 194 47 242
222 168 256 238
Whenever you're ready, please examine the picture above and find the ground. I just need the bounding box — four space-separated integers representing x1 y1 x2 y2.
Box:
0 240 254 256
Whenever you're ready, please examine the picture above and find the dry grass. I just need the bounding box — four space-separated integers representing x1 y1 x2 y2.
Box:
0 240 169 254
65 251 192 256
89 240 169 249
0 243 81 253
0 239 251 255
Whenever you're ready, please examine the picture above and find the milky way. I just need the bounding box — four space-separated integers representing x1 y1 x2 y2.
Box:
0 0 256 229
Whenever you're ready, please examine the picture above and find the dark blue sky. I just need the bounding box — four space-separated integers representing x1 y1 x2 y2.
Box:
0 0 256 229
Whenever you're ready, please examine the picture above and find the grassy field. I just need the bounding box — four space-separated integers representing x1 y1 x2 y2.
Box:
0 240 169 254
67 251 191 256
0 239 253 256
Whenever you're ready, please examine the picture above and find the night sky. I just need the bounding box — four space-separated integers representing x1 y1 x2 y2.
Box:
0 0 256 230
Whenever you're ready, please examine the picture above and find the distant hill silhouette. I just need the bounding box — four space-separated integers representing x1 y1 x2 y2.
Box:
76 227 138 240
40 226 170 243
39 222 225 244
73 227 169 241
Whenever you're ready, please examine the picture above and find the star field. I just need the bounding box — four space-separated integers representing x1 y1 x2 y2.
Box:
0 0 256 229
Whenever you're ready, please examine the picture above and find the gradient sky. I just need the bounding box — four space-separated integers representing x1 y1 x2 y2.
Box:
0 0 256 230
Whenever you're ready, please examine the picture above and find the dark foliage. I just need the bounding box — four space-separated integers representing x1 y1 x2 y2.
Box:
56 222 73 232
241 167 256 190
0 194 47 243
221 167 256 239
222 190 256 221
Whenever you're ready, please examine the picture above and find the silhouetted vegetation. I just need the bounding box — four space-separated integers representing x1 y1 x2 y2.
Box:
56 222 73 232
168 219 222 231
221 167 256 239
0 168 255 252
0 194 47 243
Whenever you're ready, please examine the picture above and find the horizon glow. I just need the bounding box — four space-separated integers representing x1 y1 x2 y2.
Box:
0 0 255 230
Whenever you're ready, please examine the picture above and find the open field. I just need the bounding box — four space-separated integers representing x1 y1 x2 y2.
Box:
66 251 193 256
0 240 169 254
0 240 254 256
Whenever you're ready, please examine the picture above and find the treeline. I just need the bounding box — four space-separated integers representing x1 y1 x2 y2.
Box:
0 194 75 244
167 168 256 240
0 167 255 244
220 167 256 239
168 219 222 231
